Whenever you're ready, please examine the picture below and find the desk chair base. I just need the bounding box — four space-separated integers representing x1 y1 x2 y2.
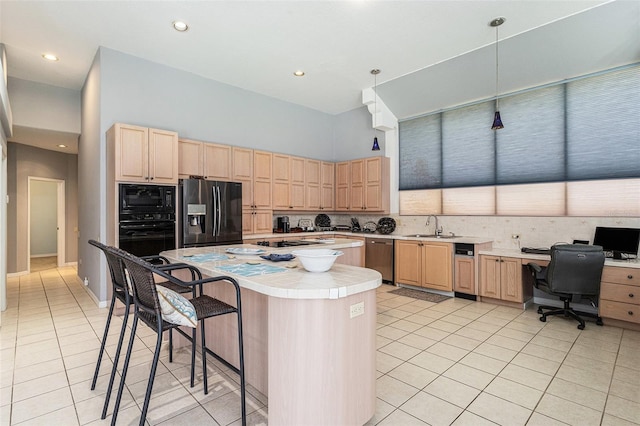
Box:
537 298 603 330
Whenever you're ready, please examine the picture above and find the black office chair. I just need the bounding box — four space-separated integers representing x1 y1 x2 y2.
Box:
527 244 605 330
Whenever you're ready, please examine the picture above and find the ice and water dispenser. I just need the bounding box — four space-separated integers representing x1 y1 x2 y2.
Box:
187 204 206 234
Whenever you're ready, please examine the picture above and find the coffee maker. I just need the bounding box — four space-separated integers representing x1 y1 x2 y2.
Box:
277 216 290 233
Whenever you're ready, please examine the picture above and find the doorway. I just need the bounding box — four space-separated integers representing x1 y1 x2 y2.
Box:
28 177 65 272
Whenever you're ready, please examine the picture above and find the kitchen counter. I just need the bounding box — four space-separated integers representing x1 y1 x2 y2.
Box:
245 230 494 245
162 240 378 426
479 248 640 268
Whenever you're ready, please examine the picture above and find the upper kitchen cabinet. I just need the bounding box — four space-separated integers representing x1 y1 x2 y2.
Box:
178 139 233 181
234 148 272 234
108 123 178 184
305 159 334 211
272 154 305 210
336 157 390 213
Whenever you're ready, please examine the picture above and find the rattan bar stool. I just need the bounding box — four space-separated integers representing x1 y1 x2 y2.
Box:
107 246 246 426
88 240 194 419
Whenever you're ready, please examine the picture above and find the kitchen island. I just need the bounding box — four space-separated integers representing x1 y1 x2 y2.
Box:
162 238 381 426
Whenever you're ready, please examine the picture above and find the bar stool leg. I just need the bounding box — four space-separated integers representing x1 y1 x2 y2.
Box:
201 319 208 394
138 323 164 426
237 311 246 426
91 293 117 390
190 327 196 388
101 299 130 419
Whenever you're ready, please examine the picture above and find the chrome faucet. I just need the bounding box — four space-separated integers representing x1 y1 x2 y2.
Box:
426 215 443 236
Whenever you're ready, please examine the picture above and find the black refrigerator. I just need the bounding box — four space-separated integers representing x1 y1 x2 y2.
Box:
178 178 243 247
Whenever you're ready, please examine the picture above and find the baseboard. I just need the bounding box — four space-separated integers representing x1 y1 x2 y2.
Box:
30 253 57 258
7 270 29 278
82 281 108 308
63 262 78 267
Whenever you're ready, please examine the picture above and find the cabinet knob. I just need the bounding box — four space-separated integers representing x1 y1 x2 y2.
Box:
628 311 634 316
495 259 499 262
629 293 635 298
628 275 634 280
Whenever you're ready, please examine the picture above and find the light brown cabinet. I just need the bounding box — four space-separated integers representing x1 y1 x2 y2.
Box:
395 240 452 291
320 161 335 211
334 157 389 213
178 139 233 181
305 160 335 211
454 257 475 294
272 154 305 210
108 123 178 184
479 255 524 302
600 266 640 324
234 148 272 234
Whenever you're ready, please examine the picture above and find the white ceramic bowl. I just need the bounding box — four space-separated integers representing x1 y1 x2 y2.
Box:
291 249 344 273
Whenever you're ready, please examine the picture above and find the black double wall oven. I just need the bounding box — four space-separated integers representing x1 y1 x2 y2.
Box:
118 184 176 257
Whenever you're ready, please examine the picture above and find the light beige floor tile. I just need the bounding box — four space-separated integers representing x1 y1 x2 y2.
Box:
397 333 437 351
441 334 481 351
404 313 437 326
467 392 532 426
537 327 580 343
13 404 79 426
556 364 613 393
376 408 428 426
605 395 640 424
494 327 535 343
384 309 414 320
459 352 507 375
613 364 640 386
365 398 395 426
443 363 495 390
570 342 618 364
600 413 640 426
377 326 410 341
520 342 568 363
451 309 485 321
526 412 570 426
202 388 261 426
451 411 498 426
529 335 573 352
424 376 481 409
465 320 502 334
389 319 424 333
387 362 438 390
378 313 399 326
12 371 69 403
616 351 640 371
510 352 561 376
143 386 202 424
484 377 543 410
11 387 74 424
475 315 510 328
75 389 137 425
379 341 423 361
426 342 469 362
546 377 608 411
427 320 463 333
377 335 393 349
536 393 603 426
408 351 455 375
472 342 517 363
440 314 473 326
454 326 492 342
401 391 464 426
498 364 553 391
485 334 527 351
609 378 640 404
413 326 450 341
575 334 622 352
377 351 404 374
377 375 421 407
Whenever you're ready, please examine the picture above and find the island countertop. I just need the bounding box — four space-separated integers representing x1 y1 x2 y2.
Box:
161 238 382 300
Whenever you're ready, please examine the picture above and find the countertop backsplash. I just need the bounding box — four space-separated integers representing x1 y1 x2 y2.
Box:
278 214 640 251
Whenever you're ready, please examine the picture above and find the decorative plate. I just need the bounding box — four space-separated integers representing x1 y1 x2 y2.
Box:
377 217 396 235
259 253 295 262
315 213 331 228
363 221 378 233
225 248 266 255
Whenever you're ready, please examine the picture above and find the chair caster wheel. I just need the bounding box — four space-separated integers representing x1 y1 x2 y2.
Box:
596 319 603 326
578 324 585 330
539 316 546 322
537 307 543 314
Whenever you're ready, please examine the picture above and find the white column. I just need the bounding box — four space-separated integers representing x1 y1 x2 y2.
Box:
362 87 399 214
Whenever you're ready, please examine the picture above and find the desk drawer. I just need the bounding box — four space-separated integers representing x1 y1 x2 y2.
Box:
600 300 640 324
601 267 640 286
600 283 640 305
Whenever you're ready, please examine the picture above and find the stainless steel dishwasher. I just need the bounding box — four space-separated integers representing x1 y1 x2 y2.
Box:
365 238 394 284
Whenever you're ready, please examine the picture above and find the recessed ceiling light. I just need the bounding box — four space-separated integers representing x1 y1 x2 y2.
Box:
57 144 67 148
293 70 305 77
172 21 189 32
42 53 59 61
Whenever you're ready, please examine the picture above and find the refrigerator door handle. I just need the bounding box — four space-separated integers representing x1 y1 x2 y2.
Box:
216 186 222 237
212 185 217 237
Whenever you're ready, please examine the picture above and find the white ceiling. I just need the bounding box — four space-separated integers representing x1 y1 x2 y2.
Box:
1 0 638 124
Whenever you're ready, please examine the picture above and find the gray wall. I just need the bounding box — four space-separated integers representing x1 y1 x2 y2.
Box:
333 106 386 161
29 180 58 256
6 142 78 272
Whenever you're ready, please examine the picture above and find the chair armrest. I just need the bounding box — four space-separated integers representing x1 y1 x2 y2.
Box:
527 262 543 274
141 255 171 265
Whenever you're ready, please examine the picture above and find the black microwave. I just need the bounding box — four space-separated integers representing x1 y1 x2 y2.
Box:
119 184 175 215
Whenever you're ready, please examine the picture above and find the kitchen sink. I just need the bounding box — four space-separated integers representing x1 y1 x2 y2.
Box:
403 234 456 239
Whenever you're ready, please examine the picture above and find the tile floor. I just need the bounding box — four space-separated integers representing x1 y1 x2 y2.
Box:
1 266 640 425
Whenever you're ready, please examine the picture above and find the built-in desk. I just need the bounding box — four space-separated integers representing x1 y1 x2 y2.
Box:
478 249 640 330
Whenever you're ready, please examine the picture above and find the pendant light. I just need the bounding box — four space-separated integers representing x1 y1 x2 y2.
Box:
371 69 381 151
490 17 505 130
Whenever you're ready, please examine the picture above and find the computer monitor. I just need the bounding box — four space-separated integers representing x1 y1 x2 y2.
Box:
593 227 640 259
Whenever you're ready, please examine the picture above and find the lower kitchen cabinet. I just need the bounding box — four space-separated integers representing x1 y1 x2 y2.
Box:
454 257 475 294
479 255 525 302
395 240 452 291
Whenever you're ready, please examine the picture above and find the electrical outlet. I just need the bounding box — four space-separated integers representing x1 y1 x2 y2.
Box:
350 301 364 318
512 234 520 240
83 277 89 286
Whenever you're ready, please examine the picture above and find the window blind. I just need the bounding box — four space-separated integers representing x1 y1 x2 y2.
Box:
399 114 441 190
